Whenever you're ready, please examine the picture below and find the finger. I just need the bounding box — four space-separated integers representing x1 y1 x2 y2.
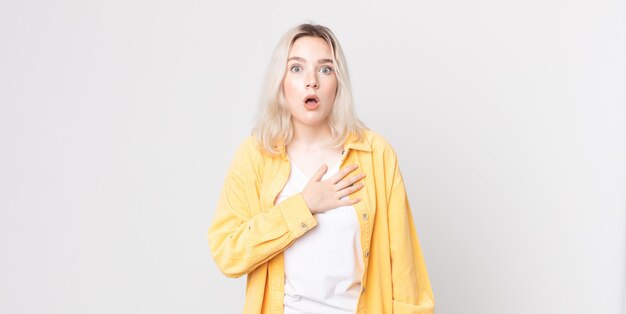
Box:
329 164 359 184
335 173 365 191
338 182 364 198
339 197 361 207
309 164 328 182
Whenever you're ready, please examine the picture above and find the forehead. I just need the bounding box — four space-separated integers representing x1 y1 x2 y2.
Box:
288 36 333 59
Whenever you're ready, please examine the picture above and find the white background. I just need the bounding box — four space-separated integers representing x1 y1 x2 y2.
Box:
1 1 624 313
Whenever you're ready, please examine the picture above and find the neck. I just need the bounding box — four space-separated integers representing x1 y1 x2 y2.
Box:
290 122 333 149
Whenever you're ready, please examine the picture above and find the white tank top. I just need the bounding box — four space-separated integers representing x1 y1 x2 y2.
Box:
275 160 364 314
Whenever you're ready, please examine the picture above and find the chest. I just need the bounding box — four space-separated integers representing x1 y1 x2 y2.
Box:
275 162 363 271
285 145 344 177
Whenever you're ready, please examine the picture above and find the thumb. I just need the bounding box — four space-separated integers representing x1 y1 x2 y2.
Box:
311 164 328 182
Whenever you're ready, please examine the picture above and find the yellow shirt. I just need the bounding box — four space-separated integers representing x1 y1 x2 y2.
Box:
208 129 435 313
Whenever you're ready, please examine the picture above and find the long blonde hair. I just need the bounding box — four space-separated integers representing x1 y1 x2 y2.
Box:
252 23 368 156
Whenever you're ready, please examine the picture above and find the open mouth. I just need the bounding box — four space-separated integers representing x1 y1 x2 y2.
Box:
303 95 320 110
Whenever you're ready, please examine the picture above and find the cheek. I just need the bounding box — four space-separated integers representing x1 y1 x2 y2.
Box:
325 77 338 97
282 76 298 98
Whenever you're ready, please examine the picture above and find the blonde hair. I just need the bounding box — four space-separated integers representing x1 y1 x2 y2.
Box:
252 23 368 156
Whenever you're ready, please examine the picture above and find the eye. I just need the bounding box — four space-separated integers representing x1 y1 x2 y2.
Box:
290 65 302 73
319 65 333 75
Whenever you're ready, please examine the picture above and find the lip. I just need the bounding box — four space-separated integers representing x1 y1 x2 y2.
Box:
303 94 320 110
304 102 320 110
303 94 320 103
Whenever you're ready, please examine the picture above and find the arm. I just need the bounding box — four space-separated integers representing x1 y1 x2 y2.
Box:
207 140 317 278
386 148 435 313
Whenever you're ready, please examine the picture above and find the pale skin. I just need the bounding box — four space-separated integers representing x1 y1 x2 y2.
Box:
282 36 365 214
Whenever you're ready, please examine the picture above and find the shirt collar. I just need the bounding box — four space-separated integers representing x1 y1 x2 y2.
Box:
278 131 372 161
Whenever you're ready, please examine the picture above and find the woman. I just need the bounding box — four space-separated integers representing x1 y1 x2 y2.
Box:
208 23 434 314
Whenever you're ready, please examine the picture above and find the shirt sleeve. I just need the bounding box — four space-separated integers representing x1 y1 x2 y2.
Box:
386 148 435 314
207 140 318 278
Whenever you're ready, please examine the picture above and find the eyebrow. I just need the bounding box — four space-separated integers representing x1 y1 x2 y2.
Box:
287 56 334 64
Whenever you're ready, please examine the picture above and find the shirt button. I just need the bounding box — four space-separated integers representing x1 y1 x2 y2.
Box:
365 249 370 257
300 222 308 229
362 213 369 220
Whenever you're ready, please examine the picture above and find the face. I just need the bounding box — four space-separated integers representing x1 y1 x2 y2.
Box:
282 36 338 129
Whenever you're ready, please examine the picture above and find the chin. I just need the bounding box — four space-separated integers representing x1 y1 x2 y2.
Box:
293 116 330 127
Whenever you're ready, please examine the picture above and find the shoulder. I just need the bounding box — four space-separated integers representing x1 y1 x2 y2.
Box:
361 129 398 158
237 135 260 153
360 129 404 192
229 135 265 169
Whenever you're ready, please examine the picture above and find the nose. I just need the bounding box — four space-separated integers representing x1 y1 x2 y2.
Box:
305 73 319 89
